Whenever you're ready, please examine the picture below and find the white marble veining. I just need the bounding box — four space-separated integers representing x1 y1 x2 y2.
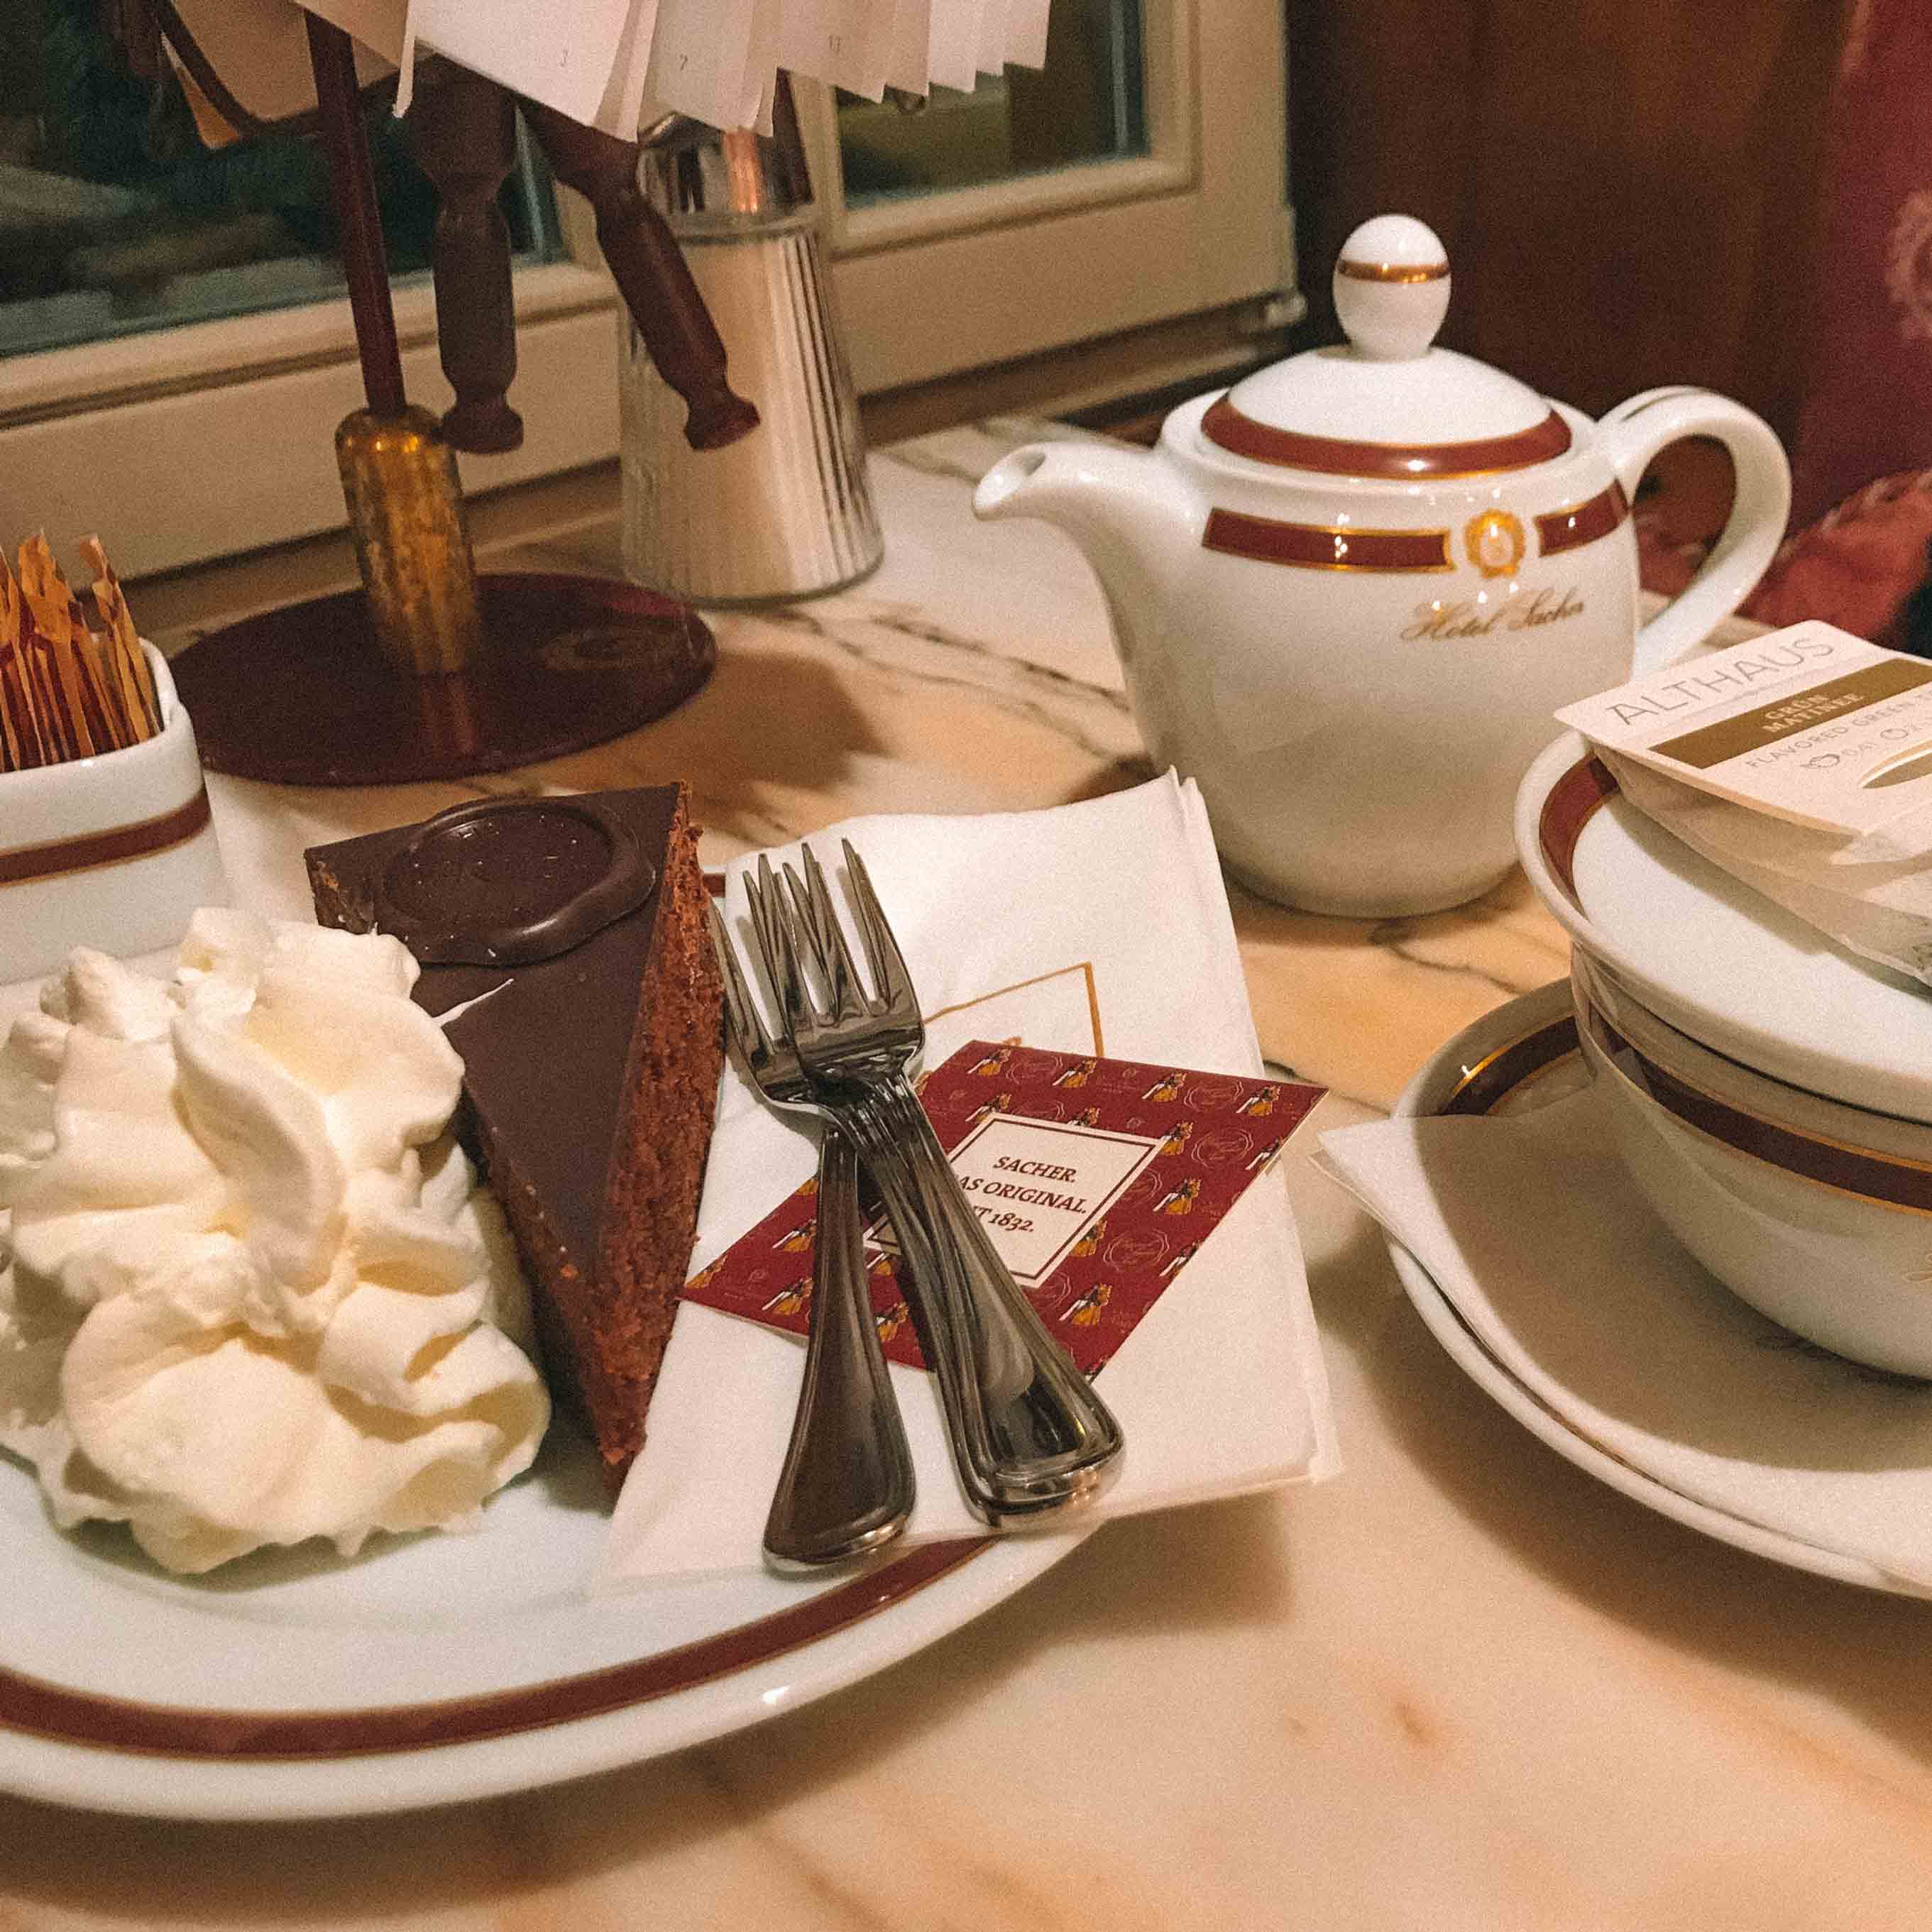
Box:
8 426 1932 1928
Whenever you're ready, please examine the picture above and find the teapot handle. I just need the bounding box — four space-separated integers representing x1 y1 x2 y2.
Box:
1598 388 1791 679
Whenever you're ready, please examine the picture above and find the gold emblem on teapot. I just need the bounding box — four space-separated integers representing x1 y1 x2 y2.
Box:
1465 509 1527 578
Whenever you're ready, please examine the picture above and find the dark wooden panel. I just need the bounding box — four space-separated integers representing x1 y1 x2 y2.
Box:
1289 0 1848 446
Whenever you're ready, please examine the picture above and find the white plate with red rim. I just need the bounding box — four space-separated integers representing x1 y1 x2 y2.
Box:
1388 979 1905 1596
1515 732 1932 1125
0 1421 1085 1821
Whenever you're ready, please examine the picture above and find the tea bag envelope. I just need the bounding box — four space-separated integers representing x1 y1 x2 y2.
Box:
1556 620 1932 987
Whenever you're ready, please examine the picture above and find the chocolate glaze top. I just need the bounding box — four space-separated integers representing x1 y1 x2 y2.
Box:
306 786 684 1279
376 796 657 967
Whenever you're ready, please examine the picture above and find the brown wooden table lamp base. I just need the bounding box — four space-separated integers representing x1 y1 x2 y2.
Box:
160 11 756 788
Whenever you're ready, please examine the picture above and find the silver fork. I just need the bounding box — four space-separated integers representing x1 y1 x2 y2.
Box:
707 898 915 1570
747 843 1124 1524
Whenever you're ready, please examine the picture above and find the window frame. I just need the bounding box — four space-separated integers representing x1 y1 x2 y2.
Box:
0 0 1290 577
808 0 1292 395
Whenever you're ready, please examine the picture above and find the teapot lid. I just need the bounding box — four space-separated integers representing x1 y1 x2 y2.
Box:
1203 215 1574 479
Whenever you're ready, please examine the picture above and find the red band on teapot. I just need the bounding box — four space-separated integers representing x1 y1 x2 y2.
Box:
1535 483 1630 556
1201 509 1452 573
1200 395 1574 479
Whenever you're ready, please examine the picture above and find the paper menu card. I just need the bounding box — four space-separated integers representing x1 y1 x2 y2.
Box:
683 1039 1323 1377
292 0 1048 138
1554 622 1932 838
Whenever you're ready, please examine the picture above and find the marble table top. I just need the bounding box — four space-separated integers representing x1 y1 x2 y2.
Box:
8 424 1932 1928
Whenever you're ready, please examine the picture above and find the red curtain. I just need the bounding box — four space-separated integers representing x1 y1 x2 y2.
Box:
1787 0 1932 529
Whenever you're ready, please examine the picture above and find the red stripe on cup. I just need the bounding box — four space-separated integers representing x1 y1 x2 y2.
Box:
1537 754 1619 901
1581 998 1932 1216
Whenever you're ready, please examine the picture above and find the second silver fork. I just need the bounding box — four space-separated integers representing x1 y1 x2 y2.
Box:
750 844 1125 1525
708 898 915 1570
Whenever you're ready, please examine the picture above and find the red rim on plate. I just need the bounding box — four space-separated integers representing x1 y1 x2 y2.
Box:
0 1535 988 1761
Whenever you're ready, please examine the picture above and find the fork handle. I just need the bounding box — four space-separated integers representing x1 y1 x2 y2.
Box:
840 1076 1124 1523
763 1129 917 1569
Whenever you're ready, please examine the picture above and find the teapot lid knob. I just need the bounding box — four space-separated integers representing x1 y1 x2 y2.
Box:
1334 214 1450 361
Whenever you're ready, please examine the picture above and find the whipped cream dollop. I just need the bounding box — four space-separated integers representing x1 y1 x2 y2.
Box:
0 911 549 1574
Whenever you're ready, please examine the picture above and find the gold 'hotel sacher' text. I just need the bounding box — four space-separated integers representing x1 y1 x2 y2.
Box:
1400 585 1585 642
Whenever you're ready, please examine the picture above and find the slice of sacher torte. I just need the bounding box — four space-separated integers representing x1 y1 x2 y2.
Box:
306 785 723 1488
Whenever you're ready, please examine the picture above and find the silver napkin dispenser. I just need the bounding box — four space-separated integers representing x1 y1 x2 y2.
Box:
620 90 883 605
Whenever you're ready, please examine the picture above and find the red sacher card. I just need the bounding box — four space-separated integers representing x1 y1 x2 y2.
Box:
682 1041 1324 1376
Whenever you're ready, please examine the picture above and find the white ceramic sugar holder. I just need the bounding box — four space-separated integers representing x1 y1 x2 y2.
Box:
0 645 228 987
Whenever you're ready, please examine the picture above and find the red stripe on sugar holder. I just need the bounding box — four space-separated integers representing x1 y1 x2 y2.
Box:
0 786 212 889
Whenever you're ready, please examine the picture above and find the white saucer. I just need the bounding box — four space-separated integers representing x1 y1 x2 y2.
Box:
1389 981 1904 1596
1515 734 1932 1124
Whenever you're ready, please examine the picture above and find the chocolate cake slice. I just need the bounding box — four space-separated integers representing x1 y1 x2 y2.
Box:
305 785 723 1488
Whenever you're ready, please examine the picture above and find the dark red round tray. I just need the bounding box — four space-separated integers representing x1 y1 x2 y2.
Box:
170 571 714 786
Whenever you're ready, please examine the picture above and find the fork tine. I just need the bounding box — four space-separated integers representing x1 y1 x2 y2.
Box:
743 857 784 1005
774 860 835 1008
793 844 869 1024
706 896 770 1064
842 841 917 1020
750 853 820 1045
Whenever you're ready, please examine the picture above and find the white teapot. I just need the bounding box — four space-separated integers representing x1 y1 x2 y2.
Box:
973 215 1791 916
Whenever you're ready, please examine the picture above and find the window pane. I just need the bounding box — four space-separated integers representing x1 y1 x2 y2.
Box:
0 0 565 361
836 0 1146 205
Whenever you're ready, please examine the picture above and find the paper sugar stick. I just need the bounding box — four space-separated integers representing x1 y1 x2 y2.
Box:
0 551 18 657
0 556 23 774
6 660 48 769
16 534 72 649
60 611 121 753
14 537 101 754
0 652 39 774
43 633 99 758
81 535 160 740
79 620 136 749
21 634 75 762
0 675 21 774
0 551 46 774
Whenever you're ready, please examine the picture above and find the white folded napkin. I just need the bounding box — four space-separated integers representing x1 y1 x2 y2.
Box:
597 773 1339 1587
1318 1083 1932 1591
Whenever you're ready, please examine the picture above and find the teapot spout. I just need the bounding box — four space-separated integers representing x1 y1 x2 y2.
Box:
973 441 1201 633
